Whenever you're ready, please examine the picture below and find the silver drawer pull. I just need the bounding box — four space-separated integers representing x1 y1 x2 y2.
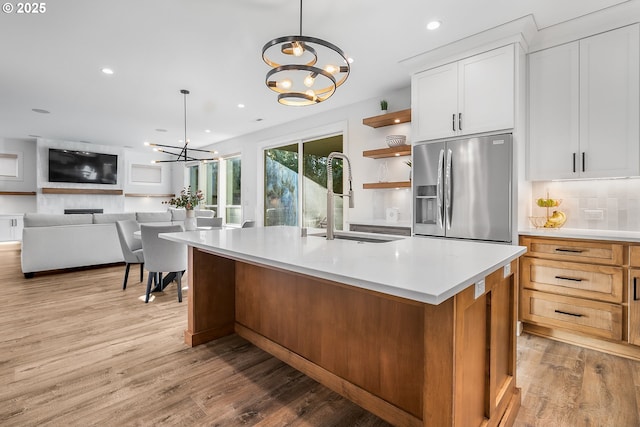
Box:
555 248 585 253
555 275 583 282
554 309 584 318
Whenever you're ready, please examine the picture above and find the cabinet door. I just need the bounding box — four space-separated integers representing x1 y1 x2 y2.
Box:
0 217 13 242
630 269 640 346
579 24 640 178
458 45 514 136
528 42 580 180
412 62 458 141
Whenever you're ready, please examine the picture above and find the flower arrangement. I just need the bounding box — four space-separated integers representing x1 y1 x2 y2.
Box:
164 186 204 210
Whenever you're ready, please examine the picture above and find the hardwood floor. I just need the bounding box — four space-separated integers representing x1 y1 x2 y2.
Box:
1 243 639 426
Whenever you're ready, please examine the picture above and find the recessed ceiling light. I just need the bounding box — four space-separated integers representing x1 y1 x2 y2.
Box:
204 129 211 133
32 108 50 114
427 20 441 30
101 68 114 75
155 128 167 132
237 104 245 109
347 57 354 64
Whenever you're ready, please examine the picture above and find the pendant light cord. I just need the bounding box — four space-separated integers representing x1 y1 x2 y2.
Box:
299 0 302 36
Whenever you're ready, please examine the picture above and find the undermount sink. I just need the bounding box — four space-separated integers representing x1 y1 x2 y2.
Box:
310 232 403 243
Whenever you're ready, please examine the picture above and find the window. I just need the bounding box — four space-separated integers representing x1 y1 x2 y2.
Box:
263 134 343 229
223 157 242 225
188 164 199 192
200 157 241 224
204 161 218 211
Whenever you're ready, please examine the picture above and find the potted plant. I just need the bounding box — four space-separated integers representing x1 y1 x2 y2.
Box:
164 186 204 230
380 99 388 113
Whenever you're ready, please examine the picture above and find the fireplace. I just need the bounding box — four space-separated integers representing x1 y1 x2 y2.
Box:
64 208 104 214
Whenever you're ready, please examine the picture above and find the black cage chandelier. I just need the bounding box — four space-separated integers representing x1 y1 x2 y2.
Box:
262 0 351 106
145 89 217 164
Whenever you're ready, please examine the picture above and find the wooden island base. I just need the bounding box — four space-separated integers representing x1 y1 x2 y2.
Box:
186 247 520 427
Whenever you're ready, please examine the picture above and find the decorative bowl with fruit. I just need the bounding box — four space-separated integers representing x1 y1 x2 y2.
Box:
530 194 567 228
536 198 562 208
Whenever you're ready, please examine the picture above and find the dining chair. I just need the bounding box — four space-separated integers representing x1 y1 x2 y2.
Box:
197 217 223 228
195 209 215 218
140 224 187 303
115 219 144 290
241 220 255 228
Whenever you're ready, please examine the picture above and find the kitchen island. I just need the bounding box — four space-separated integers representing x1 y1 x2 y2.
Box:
162 226 526 427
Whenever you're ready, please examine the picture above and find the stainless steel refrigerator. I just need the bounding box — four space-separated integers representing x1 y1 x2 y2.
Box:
413 133 512 243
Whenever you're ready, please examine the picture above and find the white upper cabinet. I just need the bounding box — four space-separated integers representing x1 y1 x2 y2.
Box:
412 45 515 142
528 42 580 180
528 24 639 180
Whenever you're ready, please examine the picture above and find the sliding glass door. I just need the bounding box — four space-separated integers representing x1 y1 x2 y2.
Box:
263 134 343 229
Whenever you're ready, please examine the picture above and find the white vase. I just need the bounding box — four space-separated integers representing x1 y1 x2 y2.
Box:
185 210 196 231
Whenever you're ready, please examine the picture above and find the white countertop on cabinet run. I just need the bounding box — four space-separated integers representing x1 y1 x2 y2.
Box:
162 226 526 305
519 227 640 243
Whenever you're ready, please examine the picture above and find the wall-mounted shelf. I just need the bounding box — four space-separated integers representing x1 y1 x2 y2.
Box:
41 188 123 195
363 181 411 190
0 191 36 196
124 193 174 198
362 108 411 128
363 145 411 159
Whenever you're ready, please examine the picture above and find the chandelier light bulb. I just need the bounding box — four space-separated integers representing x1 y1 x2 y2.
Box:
305 89 317 101
325 64 338 74
278 79 292 89
292 42 304 56
304 74 316 87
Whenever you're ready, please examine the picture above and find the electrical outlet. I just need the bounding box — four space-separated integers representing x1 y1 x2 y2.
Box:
583 209 605 221
475 279 486 299
504 263 511 278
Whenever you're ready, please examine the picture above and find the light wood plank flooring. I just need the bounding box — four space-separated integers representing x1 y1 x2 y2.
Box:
1 243 639 426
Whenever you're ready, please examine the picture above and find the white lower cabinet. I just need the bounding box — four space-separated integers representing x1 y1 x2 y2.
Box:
528 24 639 180
0 215 24 242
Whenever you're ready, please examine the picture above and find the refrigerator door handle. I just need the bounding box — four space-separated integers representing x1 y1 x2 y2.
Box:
436 149 445 228
445 148 453 229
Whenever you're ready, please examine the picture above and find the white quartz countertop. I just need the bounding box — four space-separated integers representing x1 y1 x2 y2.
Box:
162 226 526 305
519 227 640 243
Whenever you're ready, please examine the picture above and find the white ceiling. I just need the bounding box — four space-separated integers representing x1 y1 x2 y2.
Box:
0 0 631 150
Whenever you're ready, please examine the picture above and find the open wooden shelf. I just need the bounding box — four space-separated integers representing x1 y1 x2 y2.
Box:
363 181 411 190
362 108 411 128
363 145 411 159
124 193 174 198
0 191 36 196
42 188 123 195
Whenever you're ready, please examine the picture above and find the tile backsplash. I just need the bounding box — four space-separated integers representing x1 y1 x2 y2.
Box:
531 179 640 231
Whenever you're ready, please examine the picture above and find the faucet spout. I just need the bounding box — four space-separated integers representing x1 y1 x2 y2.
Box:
326 152 354 240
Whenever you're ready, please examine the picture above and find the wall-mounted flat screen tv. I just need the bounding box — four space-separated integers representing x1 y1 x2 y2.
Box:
48 148 118 184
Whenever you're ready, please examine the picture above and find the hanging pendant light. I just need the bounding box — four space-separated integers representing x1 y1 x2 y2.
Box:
262 0 351 106
145 89 217 164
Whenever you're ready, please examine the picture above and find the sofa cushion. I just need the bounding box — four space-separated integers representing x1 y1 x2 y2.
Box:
93 213 136 224
170 209 186 221
24 213 93 227
136 211 172 223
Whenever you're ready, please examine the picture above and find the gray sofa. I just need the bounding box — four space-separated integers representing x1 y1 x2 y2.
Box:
20 210 211 277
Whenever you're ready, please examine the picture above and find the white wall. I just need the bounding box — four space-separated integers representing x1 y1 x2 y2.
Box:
199 87 412 226
531 179 640 231
0 137 174 214
0 138 37 214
